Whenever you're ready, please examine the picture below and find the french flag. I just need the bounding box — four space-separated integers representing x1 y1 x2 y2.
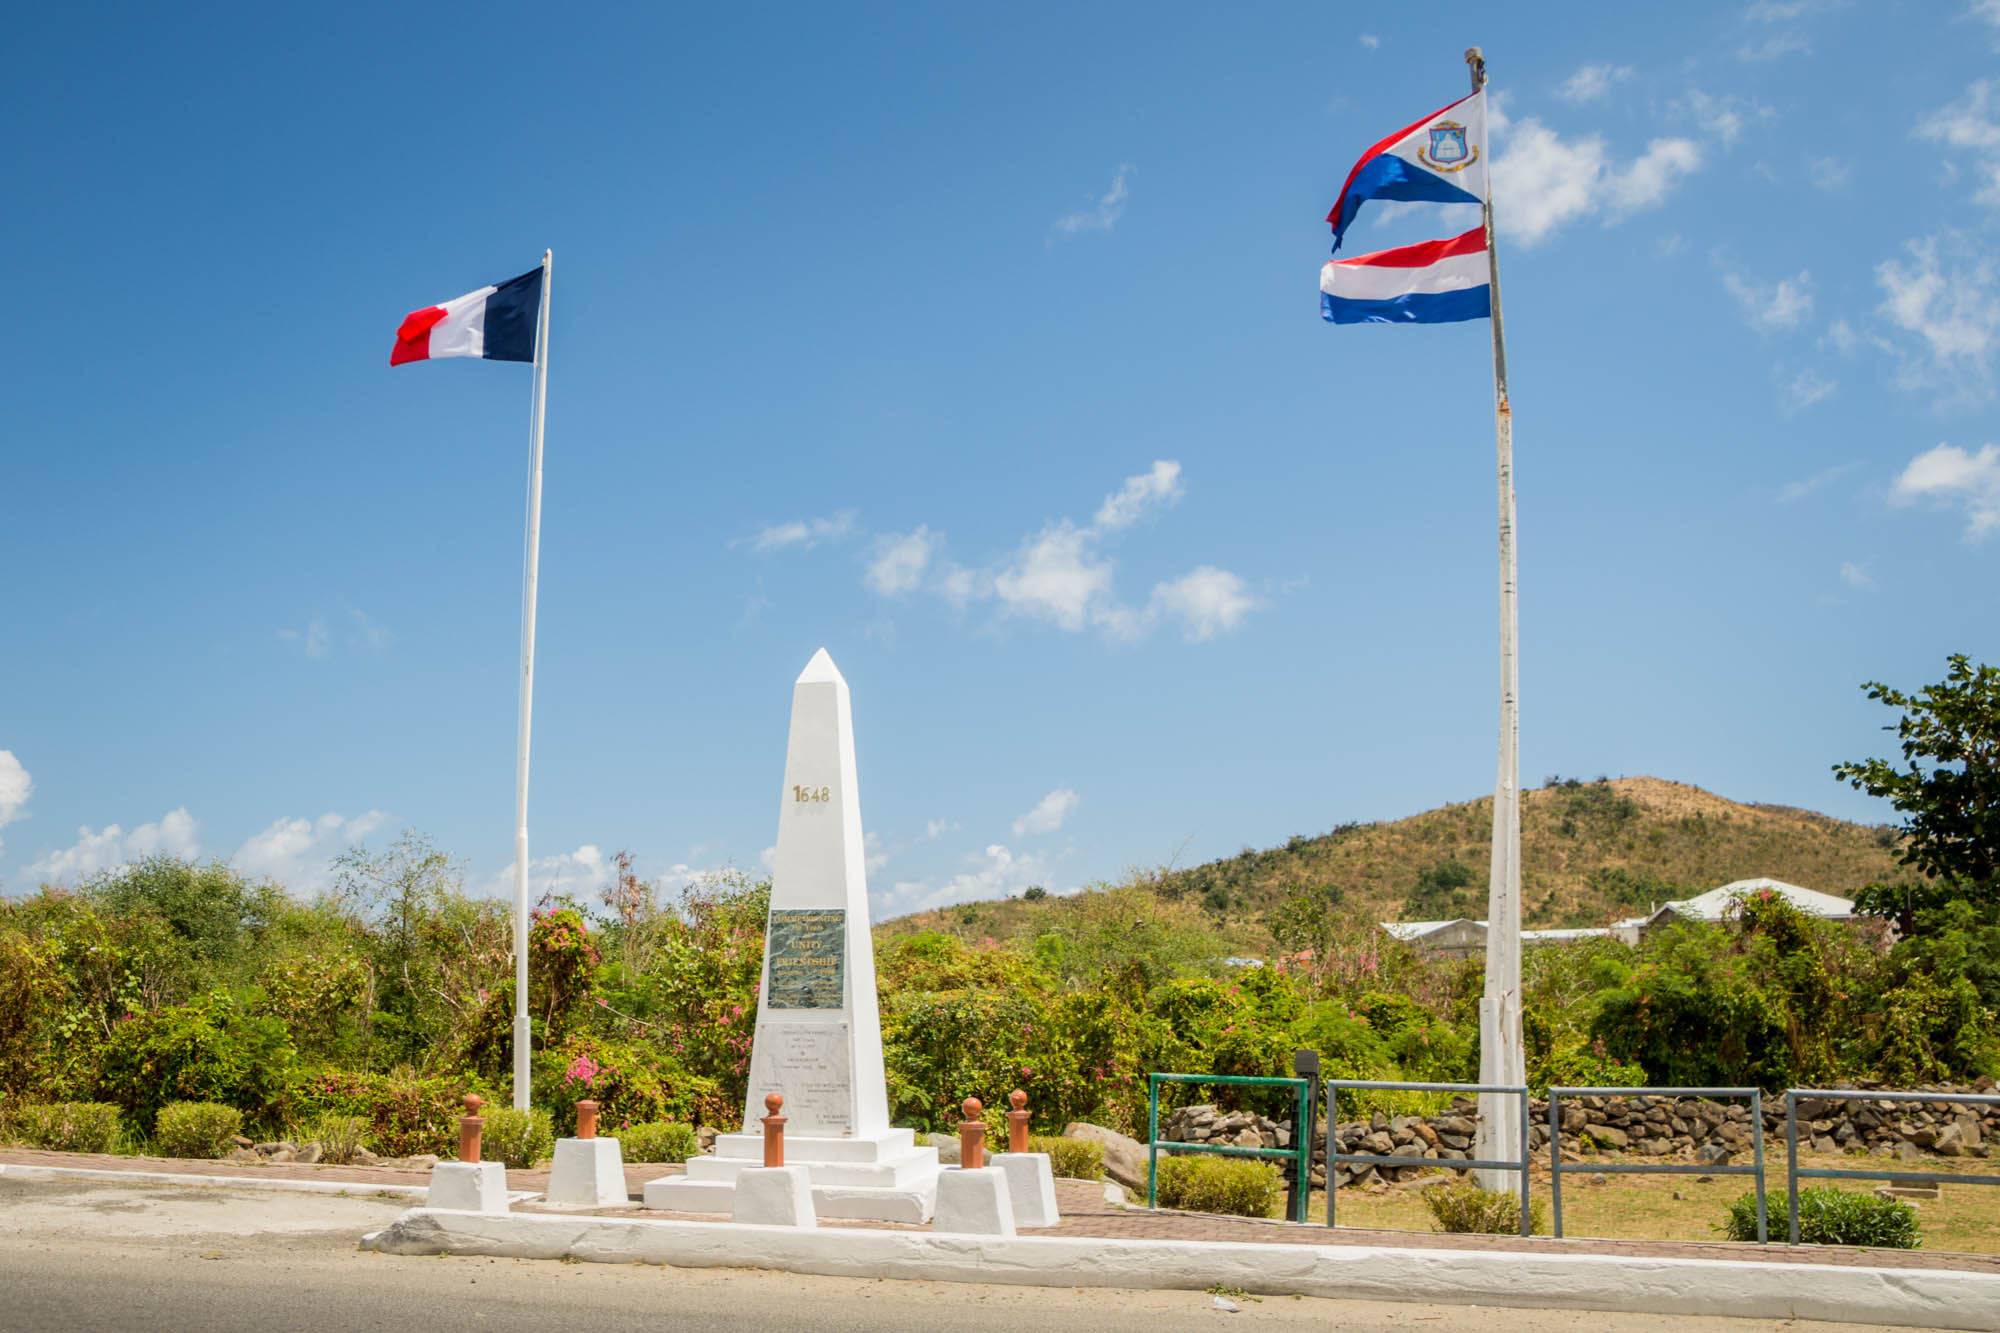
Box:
391 267 543 366
1320 226 1491 325
1326 89 1488 255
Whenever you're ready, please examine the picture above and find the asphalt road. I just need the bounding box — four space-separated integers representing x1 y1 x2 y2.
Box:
0 1175 1943 1332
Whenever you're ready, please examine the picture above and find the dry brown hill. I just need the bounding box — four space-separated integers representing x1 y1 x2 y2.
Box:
881 776 1906 948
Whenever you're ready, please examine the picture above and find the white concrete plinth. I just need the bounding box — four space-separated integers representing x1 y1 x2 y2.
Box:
426 1161 508 1213
544 1137 628 1209
931 1165 1015 1236
732 1166 817 1227
992 1152 1059 1228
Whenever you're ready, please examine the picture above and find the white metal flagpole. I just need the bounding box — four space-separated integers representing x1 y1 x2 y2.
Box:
512 248 552 1111
1464 48 1526 1195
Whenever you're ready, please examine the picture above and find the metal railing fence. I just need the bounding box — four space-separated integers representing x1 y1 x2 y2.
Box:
1324 1079 1532 1236
1548 1086 1767 1241
1785 1088 2000 1245
1145 1073 1314 1223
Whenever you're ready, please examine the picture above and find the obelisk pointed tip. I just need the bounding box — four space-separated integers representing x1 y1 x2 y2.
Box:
796 647 845 685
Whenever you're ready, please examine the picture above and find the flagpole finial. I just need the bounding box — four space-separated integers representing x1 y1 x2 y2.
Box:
1465 47 1487 91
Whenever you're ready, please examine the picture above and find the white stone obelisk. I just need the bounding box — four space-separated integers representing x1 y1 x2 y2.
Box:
738 646 891 1137
643 649 939 1222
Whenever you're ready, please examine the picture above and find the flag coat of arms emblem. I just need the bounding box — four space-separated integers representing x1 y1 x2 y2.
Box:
1325 89 1488 254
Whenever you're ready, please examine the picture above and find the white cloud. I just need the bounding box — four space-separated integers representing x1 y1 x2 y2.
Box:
864 830 891 875
0 751 29 853
1150 566 1259 642
924 819 957 840
1778 367 1837 414
1876 232 2000 401
1823 318 1861 354
1839 561 1873 590
487 843 610 902
750 511 858 553
1777 460 1860 502
232 810 392 894
1738 31 1811 61
993 523 1119 632
1604 138 1706 213
862 462 1253 643
1358 33 1380 51
1808 156 1851 191
348 608 391 654
1052 164 1134 238
1012 788 1079 839
1679 90 1774 148
1918 81 2000 208
865 526 938 597
1093 460 1184 531
1493 119 1703 247
1724 268 1815 331
278 616 330 660
1555 63 1633 104
1891 442 2000 539
26 808 201 883
873 842 1057 918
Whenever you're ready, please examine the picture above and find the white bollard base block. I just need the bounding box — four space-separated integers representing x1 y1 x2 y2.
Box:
426 1161 508 1213
544 1137 628 1209
732 1166 817 1228
931 1165 1016 1236
992 1152 1060 1228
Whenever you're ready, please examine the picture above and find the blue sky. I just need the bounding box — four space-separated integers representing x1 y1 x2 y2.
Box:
3 1 1995 918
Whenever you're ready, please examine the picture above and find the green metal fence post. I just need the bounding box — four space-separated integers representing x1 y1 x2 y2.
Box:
1147 1074 1160 1210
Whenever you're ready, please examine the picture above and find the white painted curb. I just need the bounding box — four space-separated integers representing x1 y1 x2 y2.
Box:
360 1206 2000 1331
0 1163 430 1200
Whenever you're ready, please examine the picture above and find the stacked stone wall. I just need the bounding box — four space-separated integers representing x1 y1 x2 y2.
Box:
1158 1078 1999 1190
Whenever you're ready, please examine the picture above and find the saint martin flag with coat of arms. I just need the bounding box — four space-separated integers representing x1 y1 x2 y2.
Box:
390 266 543 366
1325 89 1487 256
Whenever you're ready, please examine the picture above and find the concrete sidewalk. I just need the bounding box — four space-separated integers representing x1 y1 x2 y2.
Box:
7 1147 1997 1275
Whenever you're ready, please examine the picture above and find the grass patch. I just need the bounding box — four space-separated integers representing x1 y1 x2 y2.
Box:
1316 1153 2000 1254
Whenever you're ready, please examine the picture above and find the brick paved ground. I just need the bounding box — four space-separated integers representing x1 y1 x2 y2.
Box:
8 1148 1995 1276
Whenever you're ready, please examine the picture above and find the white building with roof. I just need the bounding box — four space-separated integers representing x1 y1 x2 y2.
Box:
1388 878 1857 953
1616 876 1855 944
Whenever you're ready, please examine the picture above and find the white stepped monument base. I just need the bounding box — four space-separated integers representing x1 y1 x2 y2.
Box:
645 1130 940 1222
649 649 940 1224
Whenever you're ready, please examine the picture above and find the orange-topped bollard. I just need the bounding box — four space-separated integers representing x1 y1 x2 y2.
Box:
1007 1089 1030 1154
761 1092 787 1168
958 1097 986 1170
576 1099 600 1140
459 1094 486 1164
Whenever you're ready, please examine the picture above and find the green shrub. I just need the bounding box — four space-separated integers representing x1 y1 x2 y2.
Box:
306 1113 369 1165
3 1102 123 1153
93 997 295 1132
1154 1154 1283 1218
152 1101 243 1159
1723 1188 1920 1248
481 1106 553 1169
618 1120 698 1163
1028 1134 1102 1181
1420 1178 1546 1235
291 1070 477 1158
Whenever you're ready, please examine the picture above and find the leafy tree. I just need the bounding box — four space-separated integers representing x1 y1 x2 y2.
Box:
1266 883 1347 957
1835 654 2000 930
1403 857 1479 920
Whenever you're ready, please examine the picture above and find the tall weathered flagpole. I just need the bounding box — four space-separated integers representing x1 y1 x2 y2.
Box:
512 248 553 1111
1465 48 1525 1194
